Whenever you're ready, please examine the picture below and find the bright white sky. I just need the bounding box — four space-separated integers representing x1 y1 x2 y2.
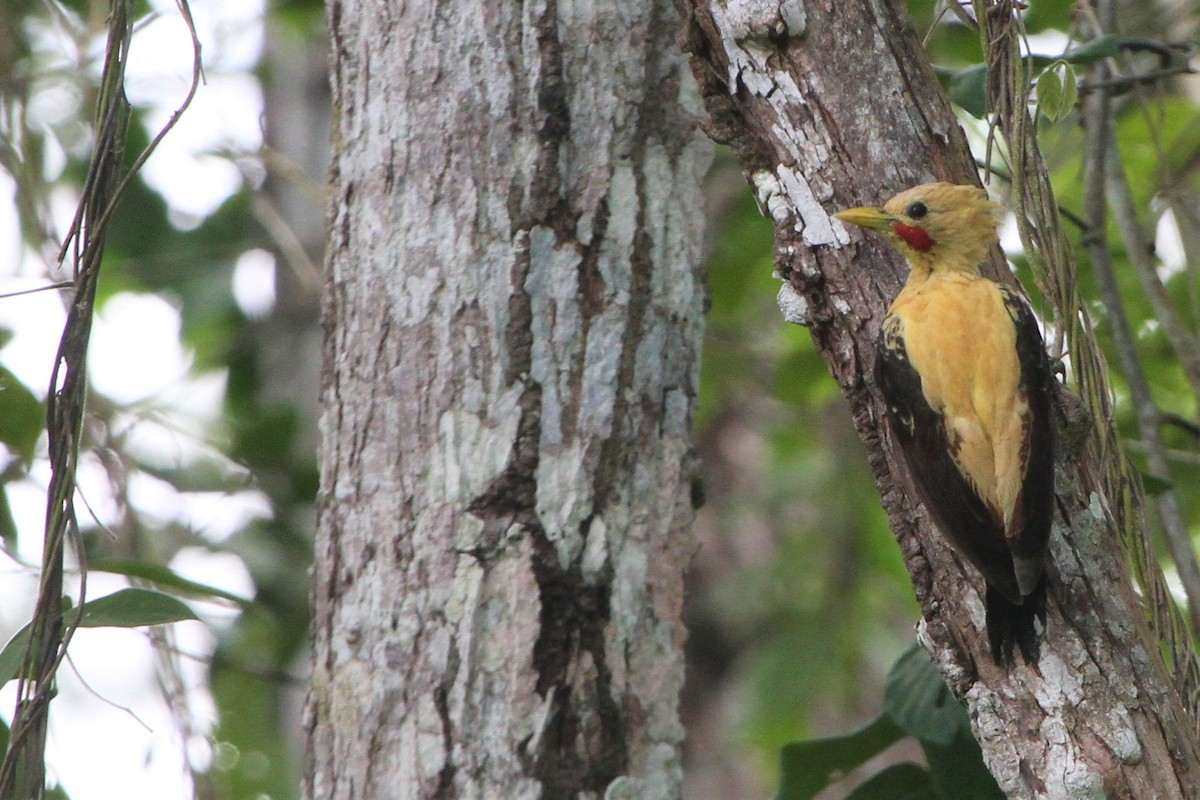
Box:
0 1 278 798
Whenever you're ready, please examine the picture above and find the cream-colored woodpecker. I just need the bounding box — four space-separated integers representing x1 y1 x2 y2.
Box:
837 182 1055 665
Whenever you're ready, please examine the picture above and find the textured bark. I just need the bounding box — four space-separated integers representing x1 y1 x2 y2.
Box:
306 1 710 799
676 0 1200 798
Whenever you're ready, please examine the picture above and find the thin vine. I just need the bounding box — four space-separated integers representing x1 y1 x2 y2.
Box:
0 1 201 795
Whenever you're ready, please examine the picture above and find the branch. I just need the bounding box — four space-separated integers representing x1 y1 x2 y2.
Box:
1105 149 1200 402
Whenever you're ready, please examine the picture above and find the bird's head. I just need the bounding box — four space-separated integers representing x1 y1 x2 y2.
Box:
835 182 1002 273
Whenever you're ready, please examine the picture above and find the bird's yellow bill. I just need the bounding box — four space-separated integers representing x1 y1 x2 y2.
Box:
835 207 894 230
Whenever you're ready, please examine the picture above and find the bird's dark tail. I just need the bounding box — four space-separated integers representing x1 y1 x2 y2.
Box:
986 582 1046 666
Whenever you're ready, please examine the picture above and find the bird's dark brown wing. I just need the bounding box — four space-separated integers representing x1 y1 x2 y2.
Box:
874 314 1023 603
999 285 1055 593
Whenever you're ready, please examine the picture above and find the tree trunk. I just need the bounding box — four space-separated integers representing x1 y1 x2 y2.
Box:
306 1 711 798
675 0 1200 797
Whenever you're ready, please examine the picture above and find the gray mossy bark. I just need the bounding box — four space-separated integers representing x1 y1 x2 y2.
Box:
306 1 711 799
676 0 1200 797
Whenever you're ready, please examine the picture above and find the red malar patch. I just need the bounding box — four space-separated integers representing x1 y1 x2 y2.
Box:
892 222 935 252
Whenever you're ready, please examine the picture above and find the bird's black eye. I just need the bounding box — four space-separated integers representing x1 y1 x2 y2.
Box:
906 201 928 220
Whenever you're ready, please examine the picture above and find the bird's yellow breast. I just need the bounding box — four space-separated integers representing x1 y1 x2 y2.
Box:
890 272 1028 529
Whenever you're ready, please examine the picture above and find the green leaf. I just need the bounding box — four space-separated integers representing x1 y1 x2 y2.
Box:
923 728 1006 799
0 590 198 689
132 452 255 494
884 644 969 747
91 561 252 607
1141 472 1174 497
1061 34 1119 65
0 625 31 688
0 366 43 465
1037 68 1063 119
1114 97 1200 209
949 64 988 119
776 715 904 800
77 588 199 628
883 647 1003 798
1060 66 1078 118
1036 66 1063 121
845 763 937 800
1024 0 1074 32
1037 62 1077 122
0 488 18 546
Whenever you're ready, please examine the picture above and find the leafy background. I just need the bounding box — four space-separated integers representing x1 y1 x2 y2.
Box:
0 0 1197 798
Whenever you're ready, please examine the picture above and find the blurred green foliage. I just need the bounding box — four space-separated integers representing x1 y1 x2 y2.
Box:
691 170 917 780
776 645 1001 799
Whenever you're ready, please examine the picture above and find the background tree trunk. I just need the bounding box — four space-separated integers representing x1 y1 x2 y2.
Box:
306 1 711 798
676 0 1200 797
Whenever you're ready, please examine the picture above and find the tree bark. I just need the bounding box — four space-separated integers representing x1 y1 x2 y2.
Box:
676 0 1200 797
306 1 710 798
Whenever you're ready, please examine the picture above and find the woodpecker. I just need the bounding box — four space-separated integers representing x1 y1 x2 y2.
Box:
836 182 1055 665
